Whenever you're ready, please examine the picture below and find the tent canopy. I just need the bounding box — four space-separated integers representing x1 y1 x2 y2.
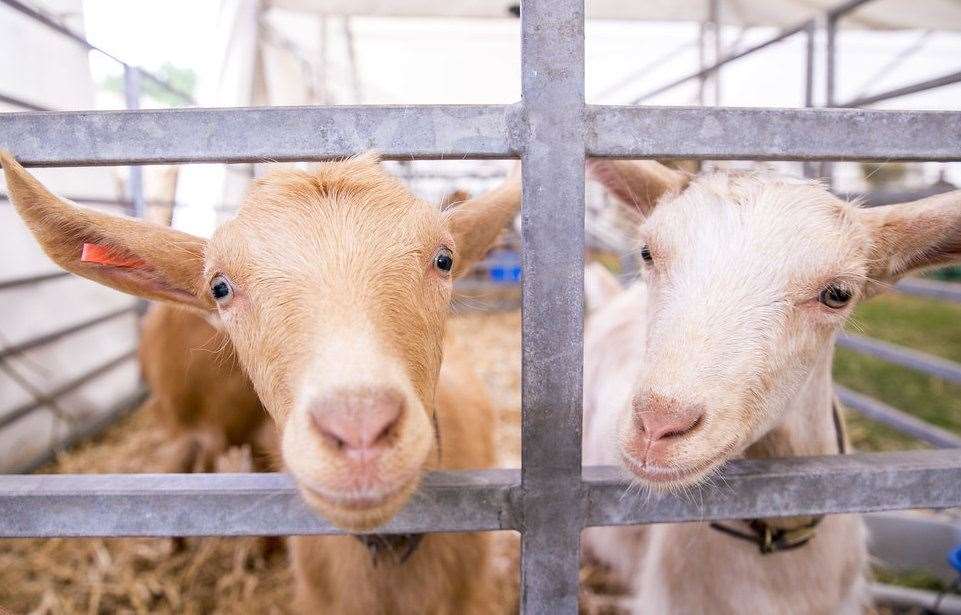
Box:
269 0 961 31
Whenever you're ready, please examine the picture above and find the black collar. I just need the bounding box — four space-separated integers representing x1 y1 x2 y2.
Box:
708 400 847 555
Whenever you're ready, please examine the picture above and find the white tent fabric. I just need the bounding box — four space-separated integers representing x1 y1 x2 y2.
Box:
269 0 961 31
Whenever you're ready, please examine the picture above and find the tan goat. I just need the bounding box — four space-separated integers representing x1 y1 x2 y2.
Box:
583 159 961 614
139 303 267 473
1 151 520 614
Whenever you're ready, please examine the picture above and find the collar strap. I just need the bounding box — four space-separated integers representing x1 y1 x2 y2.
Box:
353 533 424 566
709 400 845 554
709 517 822 554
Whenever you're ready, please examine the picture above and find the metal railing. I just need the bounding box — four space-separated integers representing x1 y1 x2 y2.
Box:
0 0 192 467
0 0 961 612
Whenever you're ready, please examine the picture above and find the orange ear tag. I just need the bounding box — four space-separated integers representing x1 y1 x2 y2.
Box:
80 243 146 268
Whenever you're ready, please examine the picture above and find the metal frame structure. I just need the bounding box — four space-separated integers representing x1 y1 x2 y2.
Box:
1 0 961 612
0 0 195 471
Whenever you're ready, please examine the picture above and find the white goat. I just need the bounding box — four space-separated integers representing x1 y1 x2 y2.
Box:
583 159 961 614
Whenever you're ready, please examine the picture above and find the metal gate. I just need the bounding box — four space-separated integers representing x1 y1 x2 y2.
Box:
2 0 961 613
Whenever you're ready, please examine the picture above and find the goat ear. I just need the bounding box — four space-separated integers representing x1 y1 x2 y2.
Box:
584 262 623 313
588 159 689 216
1 151 212 309
860 190 961 284
445 164 522 278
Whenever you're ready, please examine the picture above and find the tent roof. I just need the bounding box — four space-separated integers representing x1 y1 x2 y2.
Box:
269 0 961 31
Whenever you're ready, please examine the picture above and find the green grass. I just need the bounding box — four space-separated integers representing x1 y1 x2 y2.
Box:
834 293 961 452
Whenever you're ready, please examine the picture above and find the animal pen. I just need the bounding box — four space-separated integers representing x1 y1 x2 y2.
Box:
1 0 961 612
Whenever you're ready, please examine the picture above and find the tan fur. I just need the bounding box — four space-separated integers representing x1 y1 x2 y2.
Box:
586 160 961 614
139 303 267 472
0 150 520 614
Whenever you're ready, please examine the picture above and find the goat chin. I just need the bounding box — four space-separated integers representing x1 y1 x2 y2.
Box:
298 477 420 532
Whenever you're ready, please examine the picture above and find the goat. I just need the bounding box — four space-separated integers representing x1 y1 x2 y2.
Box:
583 159 961 614
1 151 520 615
139 303 268 473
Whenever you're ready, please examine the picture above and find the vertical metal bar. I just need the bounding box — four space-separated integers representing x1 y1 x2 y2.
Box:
342 16 363 103
123 66 145 219
822 14 838 184
710 0 722 105
519 0 585 612
803 21 818 178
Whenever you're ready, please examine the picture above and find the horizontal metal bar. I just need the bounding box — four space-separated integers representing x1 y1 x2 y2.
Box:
0 92 52 112
584 449 961 526
896 277 961 303
0 0 193 103
836 385 961 449
588 106 961 161
632 20 812 104
0 105 520 166
837 332 961 385
828 0 880 19
3 450 961 537
841 69 961 108
871 583 961 615
0 270 70 291
0 468 519 537
0 306 137 361
6 105 960 165
10 386 148 474
840 185 956 208
0 348 137 431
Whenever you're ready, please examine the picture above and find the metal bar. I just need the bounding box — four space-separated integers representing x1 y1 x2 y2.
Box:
871 584 961 615
802 21 818 178
895 277 961 303
123 66 146 219
10 386 148 474
0 348 137 431
5 106 961 166
837 333 961 385
584 449 961 527
520 0 585 611
823 11 839 183
3 451 961 537
841 69 961 108
827 0 880 18
632 20 812 104
0 270 70 291
0 92 52 112
0 0 194 104
710 0 721 106
0 468 519 537
836 385 961 449
0 306 137 361
0 105 520 166
588 106 961 161
840 185 957 207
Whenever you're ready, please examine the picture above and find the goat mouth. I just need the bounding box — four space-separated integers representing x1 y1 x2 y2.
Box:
297 478 420 531
620 452 725 488
300 481 408 511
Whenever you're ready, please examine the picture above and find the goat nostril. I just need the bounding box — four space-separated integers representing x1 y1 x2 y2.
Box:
638 410 704 443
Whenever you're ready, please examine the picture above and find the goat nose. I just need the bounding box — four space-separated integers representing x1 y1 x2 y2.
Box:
633 395 703 442
308 388 404 453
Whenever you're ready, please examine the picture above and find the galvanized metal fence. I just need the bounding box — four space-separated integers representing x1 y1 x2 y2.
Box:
1 0 961 613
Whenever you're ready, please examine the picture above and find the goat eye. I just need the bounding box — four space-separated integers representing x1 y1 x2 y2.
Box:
434 248 454 273
819 285 852 309
640 245 653 263
210 274 234 304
